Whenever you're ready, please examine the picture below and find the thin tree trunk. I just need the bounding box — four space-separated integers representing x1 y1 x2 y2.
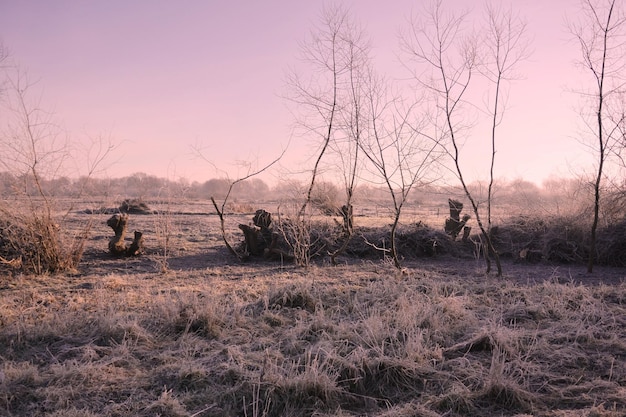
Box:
390 214 401 269
587 0 613 273
588 107 604 273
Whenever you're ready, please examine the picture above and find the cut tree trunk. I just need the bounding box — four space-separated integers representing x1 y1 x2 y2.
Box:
445 199 471 240
107 214 144 256
238 209 293 261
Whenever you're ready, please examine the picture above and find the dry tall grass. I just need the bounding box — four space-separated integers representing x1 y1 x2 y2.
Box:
0 198 93 274
1 264 624 417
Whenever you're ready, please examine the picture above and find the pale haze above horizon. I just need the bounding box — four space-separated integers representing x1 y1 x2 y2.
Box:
0 0 602 187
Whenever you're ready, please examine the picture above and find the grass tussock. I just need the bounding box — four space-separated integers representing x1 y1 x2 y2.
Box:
1 267 624 417
0 200 93 274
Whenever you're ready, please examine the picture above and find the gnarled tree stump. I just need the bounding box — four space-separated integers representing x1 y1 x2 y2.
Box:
107 214 144 256
238 209 292 260
444 199 471 241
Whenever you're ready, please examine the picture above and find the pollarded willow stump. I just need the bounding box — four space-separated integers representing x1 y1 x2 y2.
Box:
444 199 471 241
238 209 292 260
107 213 144 256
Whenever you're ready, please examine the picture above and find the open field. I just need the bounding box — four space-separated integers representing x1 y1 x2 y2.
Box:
1 200 625 416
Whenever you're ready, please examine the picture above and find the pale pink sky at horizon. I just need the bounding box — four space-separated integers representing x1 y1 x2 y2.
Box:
0 1 597 186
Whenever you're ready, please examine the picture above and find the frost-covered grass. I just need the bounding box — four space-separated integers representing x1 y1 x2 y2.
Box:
1 263 625 417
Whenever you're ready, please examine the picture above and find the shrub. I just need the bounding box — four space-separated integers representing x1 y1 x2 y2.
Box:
310 181 340 216
0 201 89 274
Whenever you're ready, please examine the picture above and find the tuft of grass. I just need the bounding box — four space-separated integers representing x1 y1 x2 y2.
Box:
0 202 92 274
268 283 318 312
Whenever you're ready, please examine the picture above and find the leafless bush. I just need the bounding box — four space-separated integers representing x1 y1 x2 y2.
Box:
601 183 626 223
0 66 113 274
0 201 88 273
489 214 591 264
596 219 626 266
310 181 341 216
119 198 152 214
274 206 324 267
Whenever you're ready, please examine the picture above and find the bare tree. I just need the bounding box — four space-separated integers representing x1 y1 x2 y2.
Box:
401 0 528 276
1 72 69 203
328 11 371 264
194 148 285 261
0 65 114 273
0 42 9 97
481 3 530 252
284 5 356 266
568 0 626 272
359 69 442 269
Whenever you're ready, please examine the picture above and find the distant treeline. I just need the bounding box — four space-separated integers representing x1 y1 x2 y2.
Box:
0 170 612 216
0 171 272 201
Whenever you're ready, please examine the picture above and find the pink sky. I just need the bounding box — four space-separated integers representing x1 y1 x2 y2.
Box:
0 1 594 185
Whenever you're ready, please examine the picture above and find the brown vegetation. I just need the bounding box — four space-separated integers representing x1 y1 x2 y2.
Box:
119 198 153 214
0 195 625 416
0 252 624 416
0 201 88 274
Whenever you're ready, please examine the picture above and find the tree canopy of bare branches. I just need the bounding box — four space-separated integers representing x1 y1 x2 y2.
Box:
400 0 529 276
568 0 626 272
